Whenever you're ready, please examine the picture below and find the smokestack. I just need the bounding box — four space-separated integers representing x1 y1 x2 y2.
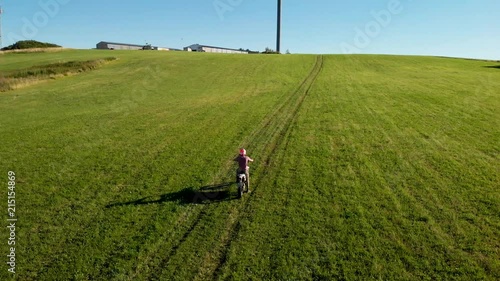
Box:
276 0 281 53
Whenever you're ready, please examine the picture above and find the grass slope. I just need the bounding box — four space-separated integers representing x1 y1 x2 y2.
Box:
0 50 498 280
220 55 499 280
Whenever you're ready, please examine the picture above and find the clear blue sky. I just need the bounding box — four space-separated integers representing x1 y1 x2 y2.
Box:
1 0 499 59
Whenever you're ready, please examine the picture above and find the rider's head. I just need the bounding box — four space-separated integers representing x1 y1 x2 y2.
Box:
239 148 246 156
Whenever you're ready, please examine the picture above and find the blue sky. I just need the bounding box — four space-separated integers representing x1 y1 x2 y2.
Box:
1 0 499 59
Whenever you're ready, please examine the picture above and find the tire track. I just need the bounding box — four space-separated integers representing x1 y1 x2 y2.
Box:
145 55 324 280
202 55 325 280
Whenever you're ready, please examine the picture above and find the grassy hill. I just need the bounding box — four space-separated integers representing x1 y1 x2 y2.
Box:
0 50 498 280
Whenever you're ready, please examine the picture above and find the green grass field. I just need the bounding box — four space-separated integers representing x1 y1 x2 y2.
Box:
0 49 498 280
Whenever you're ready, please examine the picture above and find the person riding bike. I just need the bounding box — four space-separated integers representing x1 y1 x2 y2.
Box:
234 148 254 191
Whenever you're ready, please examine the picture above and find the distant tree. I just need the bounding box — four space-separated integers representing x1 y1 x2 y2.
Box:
247 49 260 54
1 40 60 51
262 47 279 54
286 49 291 54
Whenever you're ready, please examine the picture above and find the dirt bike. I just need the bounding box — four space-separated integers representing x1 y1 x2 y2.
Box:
236 171 249 198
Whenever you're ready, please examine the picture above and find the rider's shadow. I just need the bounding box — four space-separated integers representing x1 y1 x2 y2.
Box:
105 182 235 208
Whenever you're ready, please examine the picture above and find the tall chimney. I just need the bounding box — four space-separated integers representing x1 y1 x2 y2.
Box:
276 0 282 53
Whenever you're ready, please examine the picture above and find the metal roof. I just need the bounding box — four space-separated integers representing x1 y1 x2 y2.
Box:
98 41 147 48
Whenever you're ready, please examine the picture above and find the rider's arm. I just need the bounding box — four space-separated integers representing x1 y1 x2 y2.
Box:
248 157 254 162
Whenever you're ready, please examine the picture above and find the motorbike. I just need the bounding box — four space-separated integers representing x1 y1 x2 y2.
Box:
236 171 248 198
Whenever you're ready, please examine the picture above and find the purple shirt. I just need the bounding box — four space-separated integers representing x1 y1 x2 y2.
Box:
234 155 252 171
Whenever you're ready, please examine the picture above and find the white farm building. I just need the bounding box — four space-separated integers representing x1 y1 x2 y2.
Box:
96 41 171 51
183 44 248 54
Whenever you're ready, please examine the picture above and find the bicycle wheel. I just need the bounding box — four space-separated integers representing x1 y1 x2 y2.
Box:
238 182 243 198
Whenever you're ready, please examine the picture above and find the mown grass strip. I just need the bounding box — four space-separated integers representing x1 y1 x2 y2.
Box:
196 56 325 279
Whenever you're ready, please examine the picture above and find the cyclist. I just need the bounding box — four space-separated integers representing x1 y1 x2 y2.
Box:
234 148 254 191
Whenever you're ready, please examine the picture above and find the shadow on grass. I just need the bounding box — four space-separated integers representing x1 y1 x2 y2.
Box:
105 182 235 208
483 65 500 69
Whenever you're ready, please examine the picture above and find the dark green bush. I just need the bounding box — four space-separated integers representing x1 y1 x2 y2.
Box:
1 40 61 51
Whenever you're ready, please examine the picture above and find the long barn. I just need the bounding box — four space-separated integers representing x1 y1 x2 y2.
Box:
183 44 248 54
96 41 147 50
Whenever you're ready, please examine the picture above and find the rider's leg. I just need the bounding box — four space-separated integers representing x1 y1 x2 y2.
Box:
245 168 250 190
